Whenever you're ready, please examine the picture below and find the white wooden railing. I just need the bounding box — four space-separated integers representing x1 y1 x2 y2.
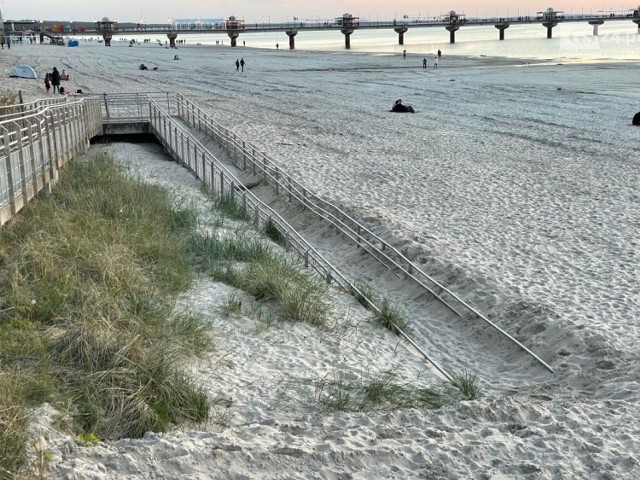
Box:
0 97 103 225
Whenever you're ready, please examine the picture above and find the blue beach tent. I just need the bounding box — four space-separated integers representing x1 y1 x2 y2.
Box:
9 64 37 79
68 39 79 47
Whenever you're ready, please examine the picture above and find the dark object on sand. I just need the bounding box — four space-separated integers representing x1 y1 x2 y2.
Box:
139 64 148 70
633 111 640 126
391 99 416 113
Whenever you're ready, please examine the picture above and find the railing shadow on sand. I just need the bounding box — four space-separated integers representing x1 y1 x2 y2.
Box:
170 93 554 375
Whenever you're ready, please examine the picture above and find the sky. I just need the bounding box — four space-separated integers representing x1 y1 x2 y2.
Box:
1 1 636 23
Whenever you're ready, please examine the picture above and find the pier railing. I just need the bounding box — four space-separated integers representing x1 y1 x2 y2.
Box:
0 97 102 226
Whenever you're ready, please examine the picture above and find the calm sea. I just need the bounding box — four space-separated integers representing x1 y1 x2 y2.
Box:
118 21 640 61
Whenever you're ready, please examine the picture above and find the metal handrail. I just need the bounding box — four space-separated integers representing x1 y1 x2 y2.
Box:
142 96 454 381
0 97 70 122
0 96 103 225
20 91 552 378
174 93 554 374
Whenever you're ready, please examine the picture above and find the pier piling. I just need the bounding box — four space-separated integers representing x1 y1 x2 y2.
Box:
341 29 354 49
589 19 604 36
286 29 297 49
445 25 460 44
495 23 509 40
394 26 408 45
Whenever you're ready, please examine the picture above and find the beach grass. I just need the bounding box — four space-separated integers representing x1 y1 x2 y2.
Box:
213 192 252 222
353 281 413 335
313 370 480 413
0 153 211 476
189 227 333 328
263 218 287 247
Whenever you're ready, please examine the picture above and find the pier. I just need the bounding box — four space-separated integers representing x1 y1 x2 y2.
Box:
4 6 640 49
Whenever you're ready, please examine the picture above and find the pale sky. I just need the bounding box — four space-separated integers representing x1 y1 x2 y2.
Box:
1 1 635 23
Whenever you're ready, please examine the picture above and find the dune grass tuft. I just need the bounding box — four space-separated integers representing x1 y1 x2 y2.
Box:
263 219 287 247
312 369 483 413
351 281 413 336
213 193 252 222
446 370 483 401
313 370 461 413
189 225 333 328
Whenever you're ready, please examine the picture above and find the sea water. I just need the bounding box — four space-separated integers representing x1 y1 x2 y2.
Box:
116 21 640 61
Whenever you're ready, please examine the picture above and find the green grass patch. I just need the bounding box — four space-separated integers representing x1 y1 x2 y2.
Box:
263 219 287 247
352 281 413 336
0 153 212 476
313 370 482 413
212 192 251 222
191 226 333 328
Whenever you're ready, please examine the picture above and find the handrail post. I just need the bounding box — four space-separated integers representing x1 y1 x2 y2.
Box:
210 161 216 194
254 205 260 229
3 130 17 216
16 127 29 205
37 118 49 189
103 93 110 120
27 123 39 193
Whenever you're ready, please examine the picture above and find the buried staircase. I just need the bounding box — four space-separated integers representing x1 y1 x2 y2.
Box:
0 92 555 382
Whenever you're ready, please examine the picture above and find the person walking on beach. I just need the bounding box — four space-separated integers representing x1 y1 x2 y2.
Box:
240 58 245 72
433 56 439 69
51 67 61 93
422 57 427 69
438 49 442 59
44 72 51 93
403 49 406 59
235 59 240 71
276 43 279 50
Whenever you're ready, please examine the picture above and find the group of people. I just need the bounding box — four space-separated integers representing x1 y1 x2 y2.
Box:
44 67 61 93
44 67 81 95
422 49 442 70
235 58 246 71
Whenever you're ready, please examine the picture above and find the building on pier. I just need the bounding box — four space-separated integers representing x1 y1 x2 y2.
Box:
222 16 244 30
335 14 359 28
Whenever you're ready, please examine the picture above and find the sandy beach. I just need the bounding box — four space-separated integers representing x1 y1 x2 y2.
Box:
3 38 640 478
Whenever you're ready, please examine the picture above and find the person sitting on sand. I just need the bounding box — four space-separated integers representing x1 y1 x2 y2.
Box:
391 99 416 113
633 111 640 126
174 55 180 60
139 63 148 70
59 87 83 95
60 69 70 80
